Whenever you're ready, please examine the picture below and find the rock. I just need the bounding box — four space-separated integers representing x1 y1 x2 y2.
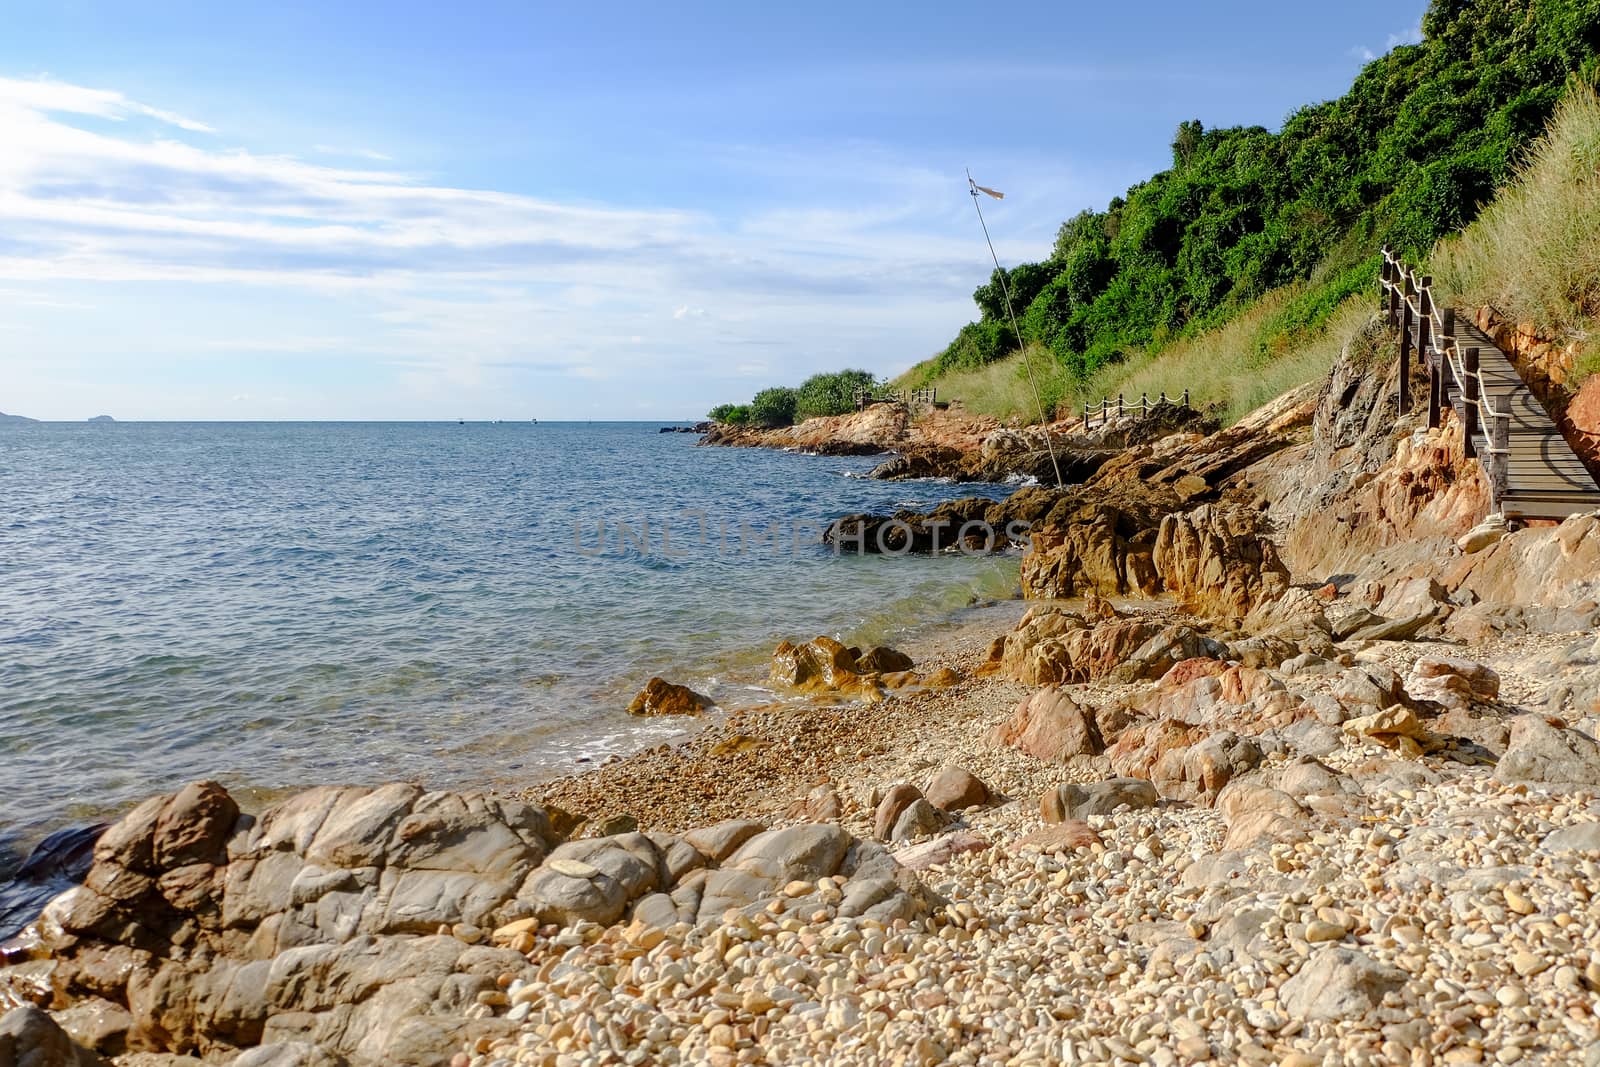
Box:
768 637 879 699
1540 822 1600 853
1345 611 1439 643
1039 779 1159 823
1151 504 1291 621
231 1044 347 1067
0 1006 110 1067
922 767 991 812
784 784 843 823
1375 576 1447 619
892 831 991 870
1344 706 1436 757
1279 947 1407 1022
888 800 949 843
626 677 712 716
856 646 914 673
873 785 925 842
1406 656 1500 711
1458 516 1508 554
1014 821 1102 853
1495 716 1600 786
682 820 765 862
989 689 1104 762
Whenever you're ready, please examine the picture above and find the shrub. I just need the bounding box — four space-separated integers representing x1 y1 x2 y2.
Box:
795 369 876 420
749 387 799 428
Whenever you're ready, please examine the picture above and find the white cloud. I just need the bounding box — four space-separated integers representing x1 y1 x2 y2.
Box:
0 73 1107 417
0 74 214 132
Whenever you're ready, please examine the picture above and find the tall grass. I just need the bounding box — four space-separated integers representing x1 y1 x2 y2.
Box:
897 284 1370 427
1432 84 1600 383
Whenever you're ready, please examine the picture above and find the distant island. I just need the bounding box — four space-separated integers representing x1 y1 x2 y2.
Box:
88 415 115 423
0 410 40 425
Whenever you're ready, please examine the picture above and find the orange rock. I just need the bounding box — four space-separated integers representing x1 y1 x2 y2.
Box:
627 677 712 716
1016 820 1102 853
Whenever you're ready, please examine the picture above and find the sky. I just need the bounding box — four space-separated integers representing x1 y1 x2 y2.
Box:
0 1 1424 421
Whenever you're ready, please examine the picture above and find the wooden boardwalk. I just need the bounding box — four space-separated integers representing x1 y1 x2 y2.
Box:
1382 248 1600 520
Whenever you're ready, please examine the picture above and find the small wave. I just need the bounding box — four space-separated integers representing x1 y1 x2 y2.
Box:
1003 473 1040 487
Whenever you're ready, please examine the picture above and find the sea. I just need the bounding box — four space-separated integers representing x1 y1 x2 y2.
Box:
0 421 1019 843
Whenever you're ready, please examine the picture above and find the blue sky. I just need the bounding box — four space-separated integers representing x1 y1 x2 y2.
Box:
0 1 1422 420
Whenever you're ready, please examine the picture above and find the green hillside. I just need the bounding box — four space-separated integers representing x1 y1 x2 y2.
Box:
900 0 1600 422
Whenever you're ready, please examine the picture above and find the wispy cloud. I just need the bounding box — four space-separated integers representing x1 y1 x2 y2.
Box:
1351 13 1424 64
0 72 1101 416
0 74 215 133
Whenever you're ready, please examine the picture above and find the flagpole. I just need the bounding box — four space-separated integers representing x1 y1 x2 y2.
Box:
967 170 1065 490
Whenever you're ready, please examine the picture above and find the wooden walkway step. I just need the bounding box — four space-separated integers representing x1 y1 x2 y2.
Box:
1442 318 1600 519
1381 247 1600 520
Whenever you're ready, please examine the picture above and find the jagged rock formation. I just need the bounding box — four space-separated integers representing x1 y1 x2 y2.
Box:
0 783 931 1065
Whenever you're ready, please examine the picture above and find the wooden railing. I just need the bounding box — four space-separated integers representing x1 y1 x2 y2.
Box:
853 386 936 410
1380 245 1510 509
1079 389 1191 432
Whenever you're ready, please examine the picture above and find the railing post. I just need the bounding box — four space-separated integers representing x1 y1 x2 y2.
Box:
1492 407 1510 512
1463 347 1480 459
1182 388 1189 409
1117 393 1123 418
1419 278 1436 426
1399 274 1414 412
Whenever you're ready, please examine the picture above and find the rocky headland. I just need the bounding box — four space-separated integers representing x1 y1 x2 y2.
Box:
5 314 1600 1066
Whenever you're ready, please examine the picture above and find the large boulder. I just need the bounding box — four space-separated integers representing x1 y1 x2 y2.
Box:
990 690 1105 763
1494 717 1600 786
922 767 991 813
769 637 882 701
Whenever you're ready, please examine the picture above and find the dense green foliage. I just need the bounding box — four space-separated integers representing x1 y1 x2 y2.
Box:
795 369 876 421
911 0 1600 391
749 387 799 428
709 368 878 427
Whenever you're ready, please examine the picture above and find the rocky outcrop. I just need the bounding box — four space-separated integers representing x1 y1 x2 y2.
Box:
985 607 1231 687
1152 505 1291 622
3 783 931 1066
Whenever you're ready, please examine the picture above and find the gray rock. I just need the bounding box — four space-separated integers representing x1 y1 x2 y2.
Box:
1540 822 1600 854
516 864 628 926
1280 947 1407 1022
682 820 765 862
1040 779 1160 823
1345 611 1439 644
231 1043 347 1067
1494 716 1600 786
0 1006 110 1067
1276 718 1344 758
888 800 949 842
728 825 851 884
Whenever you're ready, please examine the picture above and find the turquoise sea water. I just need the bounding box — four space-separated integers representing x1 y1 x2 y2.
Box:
0 422 1017 838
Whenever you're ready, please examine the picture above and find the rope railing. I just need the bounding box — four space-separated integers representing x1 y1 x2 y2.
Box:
1079 388 1191 432
1380 246 1511 509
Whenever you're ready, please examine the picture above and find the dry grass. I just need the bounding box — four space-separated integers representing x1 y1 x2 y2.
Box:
1432 84 1600 383
900 285 1369 427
